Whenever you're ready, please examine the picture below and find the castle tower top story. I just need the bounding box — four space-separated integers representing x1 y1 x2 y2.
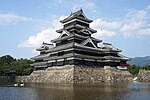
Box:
31 9 130 70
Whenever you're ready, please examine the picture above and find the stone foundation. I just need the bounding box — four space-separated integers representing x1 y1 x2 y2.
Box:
137 70 150 82
16 65 133 83
17 65 74 83
0 76 15 83
73 66 133 83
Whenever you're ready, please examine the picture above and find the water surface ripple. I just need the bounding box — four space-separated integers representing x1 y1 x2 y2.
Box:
0 82 150 100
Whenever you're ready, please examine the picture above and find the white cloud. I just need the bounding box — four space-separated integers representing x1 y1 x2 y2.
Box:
57 0 64 4
138 29 150 36
32 49 39 55
82 1 96 10
91 8 150 38
120 19 144 37
126 9 148 20
50 15 66 29
54 0 96 12
0 13 31 25
18 16 66 48
91 18 121 30
91 18 120 39
121 20 142 32
55 0 66 4
147 5 150 10
72 0 96 12
120 8 149 37
18 6 150 49
93 29 116 39
18 28 58 48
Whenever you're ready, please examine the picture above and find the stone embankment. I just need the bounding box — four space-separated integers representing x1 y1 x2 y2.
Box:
0 76 15 83
74 66 133 83
137 70 150 82
17 65 74 83
16 65 133 83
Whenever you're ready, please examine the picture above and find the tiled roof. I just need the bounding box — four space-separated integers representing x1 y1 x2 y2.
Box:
60 9 93 23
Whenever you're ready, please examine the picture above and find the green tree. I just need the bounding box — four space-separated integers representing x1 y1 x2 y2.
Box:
0 55 15 65
22 68 33 75
142 65 150 70
128 65 140 76
0 55 33 76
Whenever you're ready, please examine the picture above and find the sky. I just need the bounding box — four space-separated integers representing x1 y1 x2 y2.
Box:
0 0 150 59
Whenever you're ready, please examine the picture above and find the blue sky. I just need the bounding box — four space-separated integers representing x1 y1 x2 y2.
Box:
0 0 150 59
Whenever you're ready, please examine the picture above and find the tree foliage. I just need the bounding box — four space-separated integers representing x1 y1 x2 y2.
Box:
128 65 140 76
141 65 150 70
0 55 33 76
128 65 150 76
0 55 15 65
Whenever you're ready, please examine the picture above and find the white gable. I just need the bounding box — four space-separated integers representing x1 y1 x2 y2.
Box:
58 30 70 38
80 38 97 48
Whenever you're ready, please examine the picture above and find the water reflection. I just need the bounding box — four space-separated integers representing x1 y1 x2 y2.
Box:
34 84 74 100
0 82 150 100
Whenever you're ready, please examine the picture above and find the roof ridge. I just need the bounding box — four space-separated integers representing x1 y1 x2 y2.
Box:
71 9 83 16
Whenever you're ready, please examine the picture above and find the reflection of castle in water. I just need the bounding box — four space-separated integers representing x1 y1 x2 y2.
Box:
31 9 130 70
27 83 129 100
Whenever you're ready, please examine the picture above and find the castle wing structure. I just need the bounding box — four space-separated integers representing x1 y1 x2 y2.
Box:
31 9 130 70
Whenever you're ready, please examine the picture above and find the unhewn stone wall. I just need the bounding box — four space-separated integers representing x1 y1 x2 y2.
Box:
16 65 133 83
73 66 104 83
0 76 15 83
16 65 74 83
73 66 133 83
137 70 150 82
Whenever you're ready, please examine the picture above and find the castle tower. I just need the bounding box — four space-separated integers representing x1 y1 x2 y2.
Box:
31 9 130 70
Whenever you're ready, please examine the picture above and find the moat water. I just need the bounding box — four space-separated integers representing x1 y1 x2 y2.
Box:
0 82 150 100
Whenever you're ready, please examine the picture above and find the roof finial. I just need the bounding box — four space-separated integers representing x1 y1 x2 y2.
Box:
42 41 45 45
80 7 83 12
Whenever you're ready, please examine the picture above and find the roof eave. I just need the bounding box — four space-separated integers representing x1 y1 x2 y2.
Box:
56 28 63 33
60 16 93 23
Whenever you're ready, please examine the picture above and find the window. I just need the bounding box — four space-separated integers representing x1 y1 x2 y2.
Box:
58 52 64 56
